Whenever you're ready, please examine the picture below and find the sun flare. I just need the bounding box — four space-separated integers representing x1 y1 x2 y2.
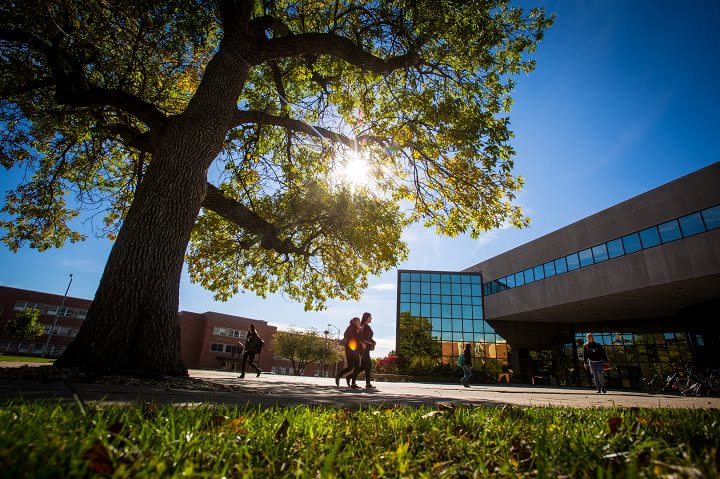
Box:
335 150 371 188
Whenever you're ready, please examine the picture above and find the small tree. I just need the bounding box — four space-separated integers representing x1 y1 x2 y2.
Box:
272 329 326 375
5 308 44 353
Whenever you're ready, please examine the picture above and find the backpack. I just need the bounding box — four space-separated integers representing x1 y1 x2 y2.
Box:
247 335 264 353
457 354 465 367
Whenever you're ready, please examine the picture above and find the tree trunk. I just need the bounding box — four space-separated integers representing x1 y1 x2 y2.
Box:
54 33 253 376
55 122 211 375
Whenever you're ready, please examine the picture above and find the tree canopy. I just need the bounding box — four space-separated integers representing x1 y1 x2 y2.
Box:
272 328 339 375
0 0 552 375
5 308 44 351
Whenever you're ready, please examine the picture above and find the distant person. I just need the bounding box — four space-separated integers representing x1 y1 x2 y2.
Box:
232 341 244 361
461 343 473 388
583 333 608 393
240 324 264 378
335 317 362 389
351 312 377 389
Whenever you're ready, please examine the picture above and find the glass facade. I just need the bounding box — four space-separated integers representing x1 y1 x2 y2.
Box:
396 203 717 389
397 270 511 380
575 331 696 390
483 204 720 296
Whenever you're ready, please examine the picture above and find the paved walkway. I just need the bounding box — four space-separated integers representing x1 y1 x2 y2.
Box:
1 363 718 409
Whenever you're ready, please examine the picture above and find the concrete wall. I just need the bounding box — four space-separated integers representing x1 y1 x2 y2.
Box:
466 161 720 322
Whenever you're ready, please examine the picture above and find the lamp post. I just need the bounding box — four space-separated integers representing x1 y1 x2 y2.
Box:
322 329 329 377
42 273 73 358
328 323 340 378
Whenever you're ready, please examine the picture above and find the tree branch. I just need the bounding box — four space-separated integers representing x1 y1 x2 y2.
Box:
232 110 355 149
0 27 168 130
202 183 305 257
259 33 422 73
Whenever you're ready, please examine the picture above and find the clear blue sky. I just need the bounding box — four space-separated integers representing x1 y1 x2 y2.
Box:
2 0 718 358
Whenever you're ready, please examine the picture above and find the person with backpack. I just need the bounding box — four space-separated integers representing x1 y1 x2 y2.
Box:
460 343 473 388
351 312 377 389
335 317 363 388
240 324 264 378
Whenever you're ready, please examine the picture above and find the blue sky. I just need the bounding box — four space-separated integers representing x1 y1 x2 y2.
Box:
1 0 719 358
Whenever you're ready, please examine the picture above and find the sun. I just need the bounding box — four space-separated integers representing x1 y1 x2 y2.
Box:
334 149 371 188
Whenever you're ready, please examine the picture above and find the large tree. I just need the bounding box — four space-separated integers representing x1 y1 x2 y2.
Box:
0 1 552 375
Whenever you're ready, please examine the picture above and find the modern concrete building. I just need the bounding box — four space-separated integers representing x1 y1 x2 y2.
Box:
397 161 720 389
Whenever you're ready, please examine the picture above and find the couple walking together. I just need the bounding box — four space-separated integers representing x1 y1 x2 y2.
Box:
336 312 376 389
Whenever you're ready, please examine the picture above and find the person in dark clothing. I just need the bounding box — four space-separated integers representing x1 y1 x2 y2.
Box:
583 333 609 393
240 324 263 378
335 317 362 388
351 312 377 389
461 343 473 387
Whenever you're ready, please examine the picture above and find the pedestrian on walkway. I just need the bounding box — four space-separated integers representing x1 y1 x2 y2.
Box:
583 333 608 393
336 317 362 389
461 343 473 387
240 324 264 378
351 312 377 389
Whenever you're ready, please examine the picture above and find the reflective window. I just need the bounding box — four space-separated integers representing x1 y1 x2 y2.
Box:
506 275 515 288
515 272 525 287
566 252 580 271
523 268 534 283
639 226 661 248
543 261 556 278
578 249 593 267
658 220 682 243
622 233 642 254
554 257 568 274
533 265 545 281
678 212 705 237
592 244 609 263
606 238 624 258
702 205 720 230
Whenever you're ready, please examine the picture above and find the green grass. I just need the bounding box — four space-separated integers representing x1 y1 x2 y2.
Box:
1 402 718 478
0 355 54 363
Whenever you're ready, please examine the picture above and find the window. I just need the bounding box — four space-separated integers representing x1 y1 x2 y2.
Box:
505 275 516 288
225 345 233 353
210 343 224 352
658 220 682 243
622 232 642 254
566 253 580 271
679 212 705 237
702 205 720 230
606 238 624 258
554 257 568 274
591 244 609 263
639 226 661 248
578 248 593 267
543 261 556 278
533 265 545 281
514 272 525 287
523 268 534 284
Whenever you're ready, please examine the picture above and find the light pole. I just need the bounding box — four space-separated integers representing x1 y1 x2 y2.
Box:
328 323 340 378
322 329 329 377
42 273 73 358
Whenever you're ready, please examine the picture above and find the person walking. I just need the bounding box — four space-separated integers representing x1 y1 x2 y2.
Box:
335 317 362 389
583 333 608 393
351 312 377 389
460 343 473 387
240 324 264 378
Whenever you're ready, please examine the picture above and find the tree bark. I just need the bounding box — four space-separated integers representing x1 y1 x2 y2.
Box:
55 35 251 376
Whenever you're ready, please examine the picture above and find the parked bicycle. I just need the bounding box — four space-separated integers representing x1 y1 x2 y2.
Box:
641 365 720 397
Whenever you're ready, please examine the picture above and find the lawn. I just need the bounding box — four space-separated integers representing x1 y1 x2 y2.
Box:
0 355 54 363
1 401 718 478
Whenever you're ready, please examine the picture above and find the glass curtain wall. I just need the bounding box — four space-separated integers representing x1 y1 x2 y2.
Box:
396 270 510 380
575 331 695 389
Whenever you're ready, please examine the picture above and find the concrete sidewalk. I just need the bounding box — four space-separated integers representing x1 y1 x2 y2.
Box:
1 363 718 409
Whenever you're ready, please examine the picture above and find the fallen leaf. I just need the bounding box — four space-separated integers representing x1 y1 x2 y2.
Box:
83 441 113 475
275 418 290 441
607 417 622 434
